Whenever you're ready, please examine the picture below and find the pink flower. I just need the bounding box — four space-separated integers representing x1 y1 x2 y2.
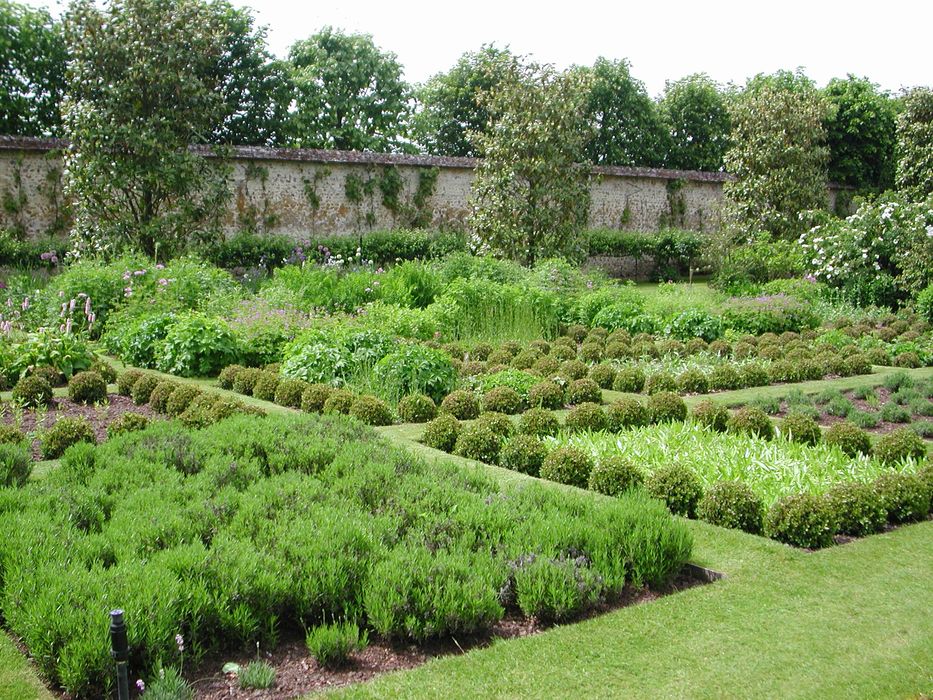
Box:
158 278 168 286
136 679 145 692
175 634 184 652
156 264 165 270
84 298 92 316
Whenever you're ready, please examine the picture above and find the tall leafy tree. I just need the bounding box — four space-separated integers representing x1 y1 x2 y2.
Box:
412 44 517 157
577 57 669 167
288 27 412 152
895 87 933 201
469 60 592 265
823 75 897 193
660 73 731 172
63 0 232 257
0 0 67 136
723 71 832 240
207 3 292 147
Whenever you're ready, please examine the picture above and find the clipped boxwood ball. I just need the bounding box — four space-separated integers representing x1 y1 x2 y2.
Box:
68 371 109 405
0 425 27 446
107 412 151 439
439 390 480 420
527 380 564 410
232 367 263 396
422 414 461 452
179 394 221 429
12 375 53 408
275 379 308 409
873 427 926 465
612 366 646 393
453 422 502 464
766 493 838 549
564 402 608 433
482 386 523 415
540 446 594 489
644 372 677 395
350 394 393 426
647 392 687 424
518 407 560 437
217 364 245 390
559 360 589 381
397 393 437 423
41 417 96 459
499 435 547 476
587 456 643 497
300 383 333 413
323 389 354 415
874 471 930 523
89 360 117 384
148 381 178 413
780 412 821 446
251 372 280 402
708 364 742 391
726 406 775 440
825 481 887 537
565 378 602 405
116 369 143 397
645 464 703 518
130 374 159 406
691 400 729 432
606 398 648 431
587 363 616 390
697 481 764 534
676 368 709 395
165 385 201 417
476 411 514 439
824 421 872 457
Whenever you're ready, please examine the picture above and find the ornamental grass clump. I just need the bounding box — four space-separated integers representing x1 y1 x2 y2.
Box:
518 407 560 437
645 463 703 517
306 621 368 669
67 371 108 405
564 402 608 433
539 446 594 489
587 456 643 497
499 435 548 476
397 393 437 423
726 406 775 440
647 392 687 424
422 414 461 452
238 661 276 690
440 390 480 420
697 481 763 534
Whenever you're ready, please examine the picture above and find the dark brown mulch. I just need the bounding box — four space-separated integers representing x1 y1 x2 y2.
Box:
189 569 707 699
0 393 160 460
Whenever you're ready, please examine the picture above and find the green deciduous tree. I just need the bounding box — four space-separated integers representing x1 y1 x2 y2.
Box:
895 87 933 201
288 27 412 152
469 60 592 265
0 0 67 136
723 71 832 240
577 57 669 167
823 75 897 193
660 73 731 172
412 44 517 157
63 0 232 258
207 4 292 147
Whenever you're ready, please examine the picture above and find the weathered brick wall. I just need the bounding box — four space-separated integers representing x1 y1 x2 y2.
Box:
0 136 841 240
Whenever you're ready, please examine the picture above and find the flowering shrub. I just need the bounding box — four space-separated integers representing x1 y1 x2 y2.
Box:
801 194 933 305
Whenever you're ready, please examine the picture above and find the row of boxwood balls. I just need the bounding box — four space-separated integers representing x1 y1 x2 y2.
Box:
417 397 932 549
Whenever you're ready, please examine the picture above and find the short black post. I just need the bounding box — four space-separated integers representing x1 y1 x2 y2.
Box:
110 609 129 700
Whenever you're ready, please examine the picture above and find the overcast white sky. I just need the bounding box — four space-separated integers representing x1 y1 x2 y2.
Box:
35 0 932 96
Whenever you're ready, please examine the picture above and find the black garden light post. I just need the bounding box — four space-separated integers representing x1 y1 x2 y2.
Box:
110 609 130 700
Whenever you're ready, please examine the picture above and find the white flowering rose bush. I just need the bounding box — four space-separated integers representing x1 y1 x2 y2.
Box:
800 194 933 305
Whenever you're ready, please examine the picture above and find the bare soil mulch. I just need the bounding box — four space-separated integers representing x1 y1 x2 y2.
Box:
0 393 160 459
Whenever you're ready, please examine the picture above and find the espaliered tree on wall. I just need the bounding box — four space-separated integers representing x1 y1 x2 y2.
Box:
469 58 592 265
